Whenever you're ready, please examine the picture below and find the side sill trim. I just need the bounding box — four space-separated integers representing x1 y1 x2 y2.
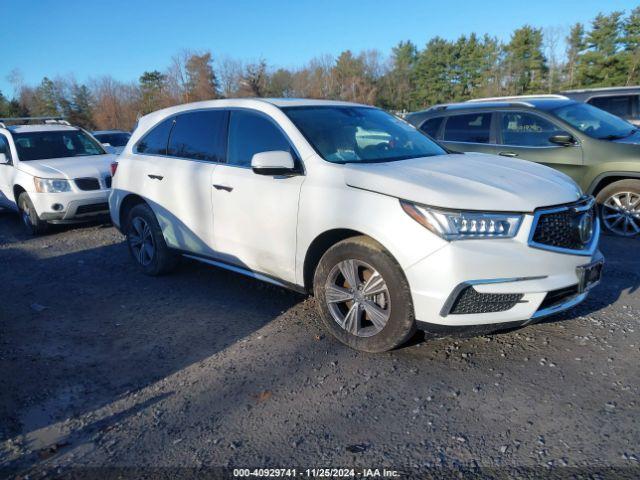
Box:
181 253 307 294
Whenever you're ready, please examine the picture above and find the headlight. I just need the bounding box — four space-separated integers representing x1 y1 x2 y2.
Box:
401 200 523 240
33 177 71 193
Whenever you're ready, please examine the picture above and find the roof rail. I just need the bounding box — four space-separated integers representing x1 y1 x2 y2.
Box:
561 85 640 94
466 94 569 103
0 116 71 128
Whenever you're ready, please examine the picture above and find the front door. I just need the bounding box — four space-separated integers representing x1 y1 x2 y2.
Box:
493 111 583 179
210 109 304 284
0 134 15 208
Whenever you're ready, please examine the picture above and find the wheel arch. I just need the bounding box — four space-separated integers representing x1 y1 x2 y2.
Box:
587 172 640 196
118 193 149 227
13 184 26 203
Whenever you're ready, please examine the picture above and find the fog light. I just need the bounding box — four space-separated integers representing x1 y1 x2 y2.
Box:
51 203 64 211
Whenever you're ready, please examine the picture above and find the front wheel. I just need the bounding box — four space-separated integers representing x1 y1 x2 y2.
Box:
596 179 640 237
125 203 178 275
313 236 416 353
18 193 49 235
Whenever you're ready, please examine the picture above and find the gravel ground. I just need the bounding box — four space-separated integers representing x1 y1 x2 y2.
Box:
0 209 638 479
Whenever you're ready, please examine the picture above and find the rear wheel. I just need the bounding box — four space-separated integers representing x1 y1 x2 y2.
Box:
125 203 178 275
18 193 49 235
313 236 415 353
596 179 640 237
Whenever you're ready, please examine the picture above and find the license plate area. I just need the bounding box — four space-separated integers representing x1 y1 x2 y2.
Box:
576 260 604 293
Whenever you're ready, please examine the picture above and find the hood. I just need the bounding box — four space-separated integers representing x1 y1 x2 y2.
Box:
344 152 583 212
17 154 116 180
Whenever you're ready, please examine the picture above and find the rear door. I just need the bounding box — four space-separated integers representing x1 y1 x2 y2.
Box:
495 110 583 178
440 111 498 155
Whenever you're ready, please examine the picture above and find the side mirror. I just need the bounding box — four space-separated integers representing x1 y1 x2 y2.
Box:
549 134 576 146
0 153 9 165
251 150 296 175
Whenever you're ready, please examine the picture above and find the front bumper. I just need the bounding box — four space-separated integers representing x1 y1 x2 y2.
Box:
30 190 110 222
405 215 603 328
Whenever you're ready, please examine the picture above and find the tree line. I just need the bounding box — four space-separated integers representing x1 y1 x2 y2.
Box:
1 8 639 131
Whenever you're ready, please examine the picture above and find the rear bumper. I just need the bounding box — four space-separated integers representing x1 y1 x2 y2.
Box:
30 190 110 221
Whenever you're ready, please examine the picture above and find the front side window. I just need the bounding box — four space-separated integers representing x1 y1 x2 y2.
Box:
500 112 567 147
227 110 293 167
443 113 492 144
136 117 175 155
553 102 637 140
420 117 444 139
12 130 104 161
588 95 637 119
283 106 445 164
168 110 227 162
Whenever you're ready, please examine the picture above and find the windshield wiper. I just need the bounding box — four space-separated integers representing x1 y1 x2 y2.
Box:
599 129 638 141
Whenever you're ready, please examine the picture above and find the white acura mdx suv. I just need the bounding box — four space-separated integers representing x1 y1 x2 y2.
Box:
0 118 116 234
109 99 603 352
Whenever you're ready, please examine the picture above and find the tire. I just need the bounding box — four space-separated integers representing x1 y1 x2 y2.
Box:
595 179 640 237
313 235 416 353
125 203 179 275
18 193 49 235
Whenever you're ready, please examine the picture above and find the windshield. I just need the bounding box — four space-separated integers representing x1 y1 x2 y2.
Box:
553 102 637 140
283 106 447 164
13 130 105 161
94 132 131 147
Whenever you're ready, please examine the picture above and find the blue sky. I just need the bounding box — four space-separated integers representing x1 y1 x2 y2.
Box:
1 0 637 96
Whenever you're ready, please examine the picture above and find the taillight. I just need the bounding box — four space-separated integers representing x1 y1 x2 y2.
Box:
110 162 118 176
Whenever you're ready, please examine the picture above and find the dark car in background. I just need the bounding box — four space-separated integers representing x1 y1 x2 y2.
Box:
561 86 640 127
406 95 640 237
92 130 131 154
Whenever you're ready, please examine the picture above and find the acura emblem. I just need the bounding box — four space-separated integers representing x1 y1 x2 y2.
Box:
578 211 594 244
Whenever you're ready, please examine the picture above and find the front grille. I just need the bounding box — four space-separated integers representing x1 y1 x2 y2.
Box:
76 203 109 215
537 285 579 311
449 286 523 315
105 176 112 188
531 197 596 252
75 177 100 191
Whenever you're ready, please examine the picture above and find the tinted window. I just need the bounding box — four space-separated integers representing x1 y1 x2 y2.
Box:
94 132 131 147
227 110 292 167
12 130 104 161
0 135 10 160
283 107 446 164
168 110 227 162
589 95 636 119
501 112 567 147
553 102 636 140
443 113 492 143
420 117 444 138
136 117 174 155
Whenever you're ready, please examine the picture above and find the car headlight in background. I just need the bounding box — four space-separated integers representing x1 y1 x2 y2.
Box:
33 177 72 193
401 200 522 240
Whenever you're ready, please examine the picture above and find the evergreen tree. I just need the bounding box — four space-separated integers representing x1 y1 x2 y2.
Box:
33 77 60 116
139 70 166 114
576 12 626 86
565 23 585 88
622 7 640 84
503 26 547 94
68 84 94 129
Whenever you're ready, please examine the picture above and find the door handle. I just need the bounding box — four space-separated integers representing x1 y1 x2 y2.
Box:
148 174 164 180
498 151 518 157
213 184 233 192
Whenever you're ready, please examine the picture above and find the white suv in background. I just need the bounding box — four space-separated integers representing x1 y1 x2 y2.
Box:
0 118 116 234
109 99 604 352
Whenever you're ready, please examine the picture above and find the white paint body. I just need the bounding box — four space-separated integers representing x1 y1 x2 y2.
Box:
110 98 603 327
0 125 115 221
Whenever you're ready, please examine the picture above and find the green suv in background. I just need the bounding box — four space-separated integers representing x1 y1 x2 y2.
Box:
406 95 640 237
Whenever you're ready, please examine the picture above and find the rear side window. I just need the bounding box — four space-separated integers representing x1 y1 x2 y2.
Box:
588 95 637 119
168 110 228 162
420 117 444 138
443 113 492 143
227 110 293 167
500 112 567 147
136 117 174 155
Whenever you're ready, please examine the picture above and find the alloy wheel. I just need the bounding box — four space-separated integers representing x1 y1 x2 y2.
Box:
128 216 155 266
21 207 31 229
602 191 640 237
325 259 391 337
